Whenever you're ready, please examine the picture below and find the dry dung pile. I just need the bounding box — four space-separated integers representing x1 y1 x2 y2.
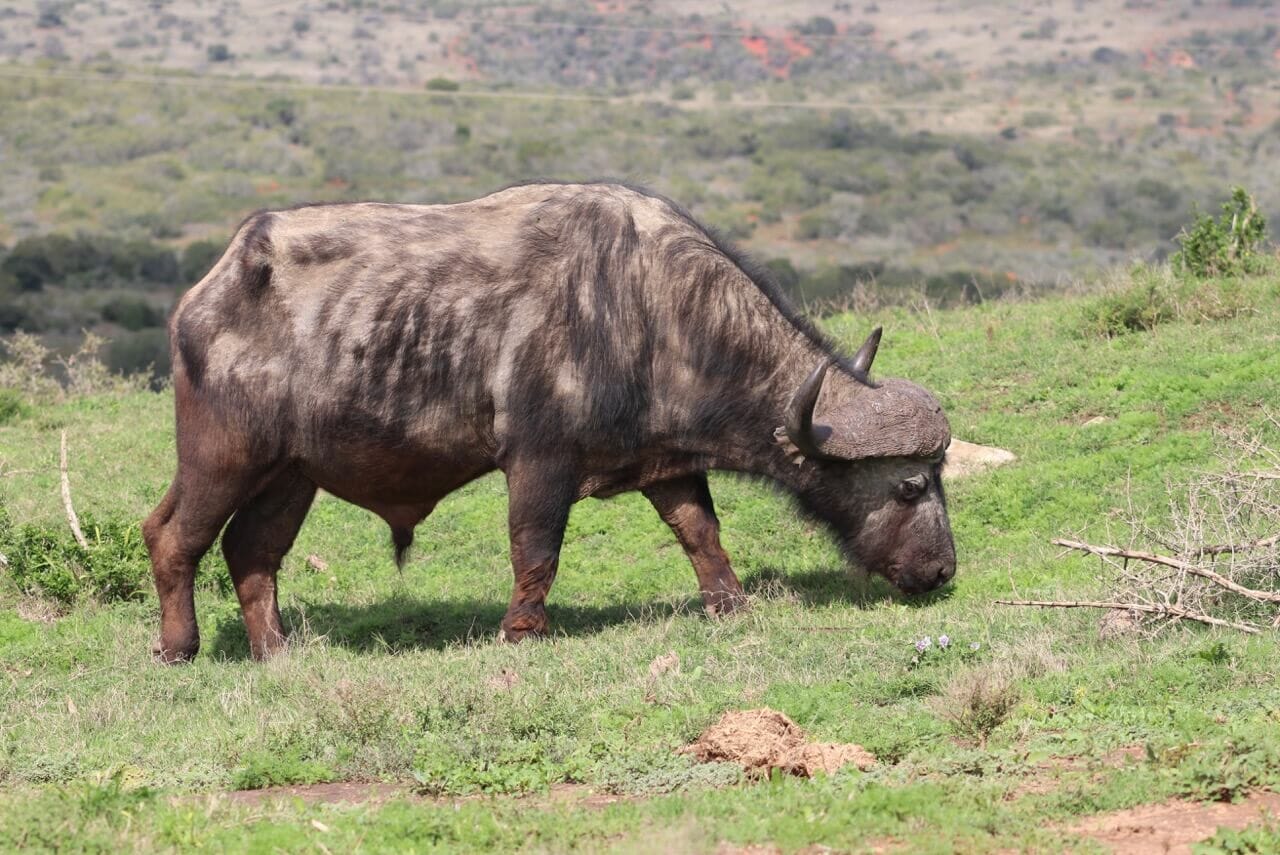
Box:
680 708 876 778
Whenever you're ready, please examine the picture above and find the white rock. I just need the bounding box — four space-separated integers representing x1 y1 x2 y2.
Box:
943 439 1017 480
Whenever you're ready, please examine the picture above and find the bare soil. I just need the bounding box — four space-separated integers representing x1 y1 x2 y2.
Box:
222 780 631 811
1072 790 1280 854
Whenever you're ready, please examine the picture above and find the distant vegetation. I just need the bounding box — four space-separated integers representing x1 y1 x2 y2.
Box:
1 0 1278 371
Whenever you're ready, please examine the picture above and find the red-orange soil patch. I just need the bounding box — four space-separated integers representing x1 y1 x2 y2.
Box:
1073 791 1280 854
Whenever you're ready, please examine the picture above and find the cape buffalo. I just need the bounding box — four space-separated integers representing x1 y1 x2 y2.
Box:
143 182 954 662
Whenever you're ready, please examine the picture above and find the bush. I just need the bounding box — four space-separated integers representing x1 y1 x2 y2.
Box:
425 77 460 92
0 330 150 402
0 509 229 604
100 297 162 331
231 747 337 790
928 667 1019 744
0 233 180 292
1 237 57 291
0 512 151 604
0 388 27 425
105 329 170 381
1172 186 1269 278
1172 725 1280 803
180 239 224 283
1199 819 1280 854
1080 277 1170 337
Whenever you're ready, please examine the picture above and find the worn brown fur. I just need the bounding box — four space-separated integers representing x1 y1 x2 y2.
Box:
144 182 955 662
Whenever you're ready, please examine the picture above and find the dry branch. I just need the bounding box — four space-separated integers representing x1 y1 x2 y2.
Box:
1195 533 1280 557
1052 538 1280 605
59 430 88 550
995 599 1261 634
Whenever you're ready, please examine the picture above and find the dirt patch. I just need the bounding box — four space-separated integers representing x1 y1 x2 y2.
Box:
221 780 630 811
1073 790 1280 853
680 708 875 778
223 781 407 807
1008 745 1147 800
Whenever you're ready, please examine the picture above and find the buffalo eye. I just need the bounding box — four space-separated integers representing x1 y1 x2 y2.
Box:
896 474 928 503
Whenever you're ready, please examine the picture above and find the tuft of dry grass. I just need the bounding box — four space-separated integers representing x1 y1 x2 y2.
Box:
929 666 1020 745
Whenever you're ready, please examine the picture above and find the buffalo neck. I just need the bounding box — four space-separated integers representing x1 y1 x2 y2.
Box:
686 318 835 493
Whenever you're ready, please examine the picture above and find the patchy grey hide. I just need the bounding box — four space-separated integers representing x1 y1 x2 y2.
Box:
143 182 956 662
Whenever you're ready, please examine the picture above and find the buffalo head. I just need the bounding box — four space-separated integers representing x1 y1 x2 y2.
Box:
777 328 956 595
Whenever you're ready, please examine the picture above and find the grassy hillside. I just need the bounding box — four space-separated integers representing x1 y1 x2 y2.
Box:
1 265 1278 851
4 0 1280 375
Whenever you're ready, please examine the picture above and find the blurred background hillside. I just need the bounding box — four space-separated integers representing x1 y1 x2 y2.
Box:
1 0 1278 378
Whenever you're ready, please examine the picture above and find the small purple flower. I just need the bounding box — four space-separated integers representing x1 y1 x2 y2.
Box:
915 636 932 653
938 634 950 649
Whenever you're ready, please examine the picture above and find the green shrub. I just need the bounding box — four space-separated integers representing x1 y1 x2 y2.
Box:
0 388 28 424
106 329 170 381
1197 819 1280 854
100 297 162 331
1171 725 1280 803
425 77 460 92
0 511 228 604
1172 186 1269 278
179 239 224 284
0 513 151 604
1080 277 1170 338
231 748 337 790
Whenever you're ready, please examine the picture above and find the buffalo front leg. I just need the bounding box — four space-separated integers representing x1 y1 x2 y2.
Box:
642 474 746 617
501 458 575 642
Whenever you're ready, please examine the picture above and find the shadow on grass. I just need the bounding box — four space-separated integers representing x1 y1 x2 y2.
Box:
207 595 699 659
746 566 955 610
208 568 953 660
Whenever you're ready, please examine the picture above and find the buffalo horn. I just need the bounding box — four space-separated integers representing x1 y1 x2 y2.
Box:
851 326 883 376
786 358 834 460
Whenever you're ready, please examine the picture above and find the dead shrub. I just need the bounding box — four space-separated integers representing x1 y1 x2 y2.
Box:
0 331 149 402
929 667 1020 744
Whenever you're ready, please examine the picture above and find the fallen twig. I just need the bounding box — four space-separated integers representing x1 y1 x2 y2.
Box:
995 599 1261 634
1052 538 1280 605
59 430 88 550
1194 532 1280 557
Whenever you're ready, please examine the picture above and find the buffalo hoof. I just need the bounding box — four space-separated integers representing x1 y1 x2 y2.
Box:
152 636 199 665
702 590 749 619
498 625 546 643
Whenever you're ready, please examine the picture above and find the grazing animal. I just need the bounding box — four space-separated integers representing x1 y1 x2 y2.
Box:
143 182 955 662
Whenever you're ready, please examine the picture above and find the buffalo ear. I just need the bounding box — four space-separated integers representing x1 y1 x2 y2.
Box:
851 326 883 376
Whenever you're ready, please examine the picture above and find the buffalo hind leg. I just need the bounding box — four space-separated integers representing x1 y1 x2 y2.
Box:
501 457 575 642
643 474 746 617
143 467 268 663
221 469 317 660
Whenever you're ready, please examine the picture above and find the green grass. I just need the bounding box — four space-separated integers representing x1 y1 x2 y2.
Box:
2 269 1280 851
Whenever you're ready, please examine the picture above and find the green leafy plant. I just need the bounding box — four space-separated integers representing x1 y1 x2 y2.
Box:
0 388 27 424
231 748 337 790
1171 727 1280 803
0 510 229 603
1173 187 1270 278
1195 818 1280 854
